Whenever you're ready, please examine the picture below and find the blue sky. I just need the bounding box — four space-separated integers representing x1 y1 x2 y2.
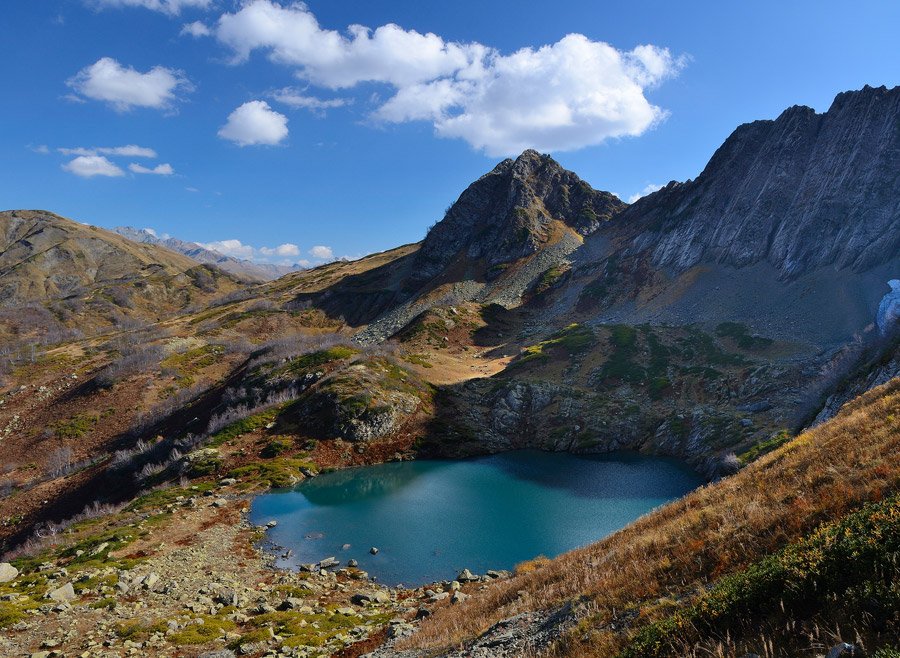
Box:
2 0 898 265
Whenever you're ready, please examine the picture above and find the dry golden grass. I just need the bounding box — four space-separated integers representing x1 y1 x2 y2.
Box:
401 377 900 656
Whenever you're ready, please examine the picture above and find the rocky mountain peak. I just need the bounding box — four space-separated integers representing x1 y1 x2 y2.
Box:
412 151 625 283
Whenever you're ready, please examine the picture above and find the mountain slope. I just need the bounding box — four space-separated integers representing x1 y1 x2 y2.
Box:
539 85 900 345
620 84 900 277
0 210 243 335
113 226 300 282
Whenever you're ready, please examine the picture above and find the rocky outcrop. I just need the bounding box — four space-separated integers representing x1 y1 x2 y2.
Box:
619 85 900 278
432 376 773 479
412 150 624 284
812 341 900 425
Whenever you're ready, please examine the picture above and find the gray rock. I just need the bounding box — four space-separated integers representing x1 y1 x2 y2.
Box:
216 588 239 607
279 597 305 610
0 563 18 583
352 590 391 605
451 591 469 604
141 573 160 590
369 547 379 555
737 401 772 414
457 568 477 582
318 557 340 569
47 582 75 603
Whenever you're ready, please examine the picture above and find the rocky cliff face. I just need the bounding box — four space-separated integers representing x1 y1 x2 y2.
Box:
412 150 624 283
619 85 900 278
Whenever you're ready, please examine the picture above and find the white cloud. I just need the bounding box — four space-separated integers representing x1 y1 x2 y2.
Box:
89 0 213 16
29 144 50 154
142 227 158 237
199 239 255 260
209 2 685 155
271 87 349 116
67 57 191 111
181 20 210 37
62 155 125 178
260 243 301 257
377 36 685 156
129 162 175 175
218 100 288 146
214 1 484 88
627 182 663 203
197 238 307 264
186 186 200 192
59 144 157 158
309 245 334 260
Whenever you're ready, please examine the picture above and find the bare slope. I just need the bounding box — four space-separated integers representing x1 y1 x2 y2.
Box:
0 209 243 335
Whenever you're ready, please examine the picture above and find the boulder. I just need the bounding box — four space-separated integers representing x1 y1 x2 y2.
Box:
47 582 75 603
0 563 18 583
369 547 379 555
279 597 305 610
451 591 469 604
141 573 160 590
318 557 340 569
352 591 390 605
456 568 477 582
216 588 239 607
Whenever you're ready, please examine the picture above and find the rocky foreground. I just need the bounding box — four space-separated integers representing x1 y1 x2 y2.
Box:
0 477 504 658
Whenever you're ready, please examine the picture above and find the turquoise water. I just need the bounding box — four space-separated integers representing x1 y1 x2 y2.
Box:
250 450 702 586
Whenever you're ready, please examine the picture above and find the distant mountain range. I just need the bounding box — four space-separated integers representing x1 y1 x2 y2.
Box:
112 226 303 282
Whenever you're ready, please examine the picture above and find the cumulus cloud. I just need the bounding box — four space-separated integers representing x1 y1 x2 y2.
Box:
181 20 211 37
62 155 125 178
377 36 685 156
129 162 175 175
209 1 686 155
260 243 301 257
67 57 191 111
197 238 309 264
627 182 663 203
218 100 288 146
198 239 254 259
59 144 157 158
89 0 213 16
308 245 334 260
271 87 349 116
215 0 485 88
